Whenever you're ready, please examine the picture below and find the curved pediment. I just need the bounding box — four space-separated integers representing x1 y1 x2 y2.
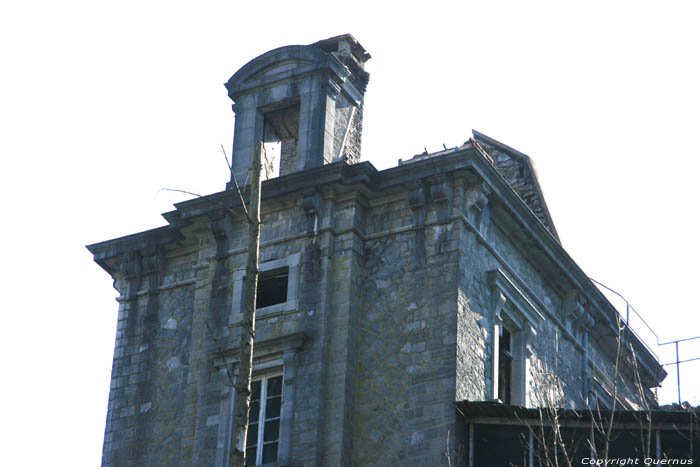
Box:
225 45 332 98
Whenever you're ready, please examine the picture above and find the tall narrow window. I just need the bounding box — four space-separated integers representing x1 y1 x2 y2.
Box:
498 328 513 404
262 101 300 179
246 374 283 465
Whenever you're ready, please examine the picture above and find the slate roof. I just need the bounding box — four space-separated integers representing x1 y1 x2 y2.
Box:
472 130 560 241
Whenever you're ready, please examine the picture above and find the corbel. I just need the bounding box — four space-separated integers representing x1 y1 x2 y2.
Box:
429 175 451 203
302 189 321 217
302 188 323 235
492 289 507 322
209 211 230 259
522 323 537 359
563 291 585 322
406 180 427 228
576 308 595 332
405 180 428 266
467 183 492 234
120 252 141 300
141 247 162 294
451 174 467 216
406 180 426 209
428 174 452 222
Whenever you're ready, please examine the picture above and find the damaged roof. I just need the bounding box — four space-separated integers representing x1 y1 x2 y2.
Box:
472 130 560 241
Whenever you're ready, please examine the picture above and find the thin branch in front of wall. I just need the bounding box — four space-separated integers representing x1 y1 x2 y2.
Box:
157 188 249 223
221 144 232 172
221 145 249 220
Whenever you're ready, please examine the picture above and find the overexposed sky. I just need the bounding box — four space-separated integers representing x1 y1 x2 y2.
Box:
1 1 699 465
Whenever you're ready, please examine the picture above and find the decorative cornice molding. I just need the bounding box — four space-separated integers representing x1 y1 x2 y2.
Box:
488 268 545 330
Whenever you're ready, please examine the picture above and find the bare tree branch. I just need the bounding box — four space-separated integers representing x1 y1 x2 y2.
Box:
221 144 232 171
222 145 250 220
158 188 249 224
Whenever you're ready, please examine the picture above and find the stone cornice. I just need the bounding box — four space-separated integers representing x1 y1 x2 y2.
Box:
85 144 664 385
86 226 182 275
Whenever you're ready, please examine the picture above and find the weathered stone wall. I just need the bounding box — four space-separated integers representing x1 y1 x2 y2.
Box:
102 257 197 466
96 154 659 466
454 208 587 409
278 139 298 177
332 97 363 165
354 208 460 466
456 226 491 403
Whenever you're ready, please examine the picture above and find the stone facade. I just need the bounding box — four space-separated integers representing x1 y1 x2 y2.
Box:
88 35 666 466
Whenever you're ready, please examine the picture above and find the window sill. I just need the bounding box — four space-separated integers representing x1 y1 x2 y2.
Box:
229 300 298 326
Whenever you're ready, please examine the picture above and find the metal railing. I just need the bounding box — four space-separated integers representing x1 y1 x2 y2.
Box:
589 277 700 405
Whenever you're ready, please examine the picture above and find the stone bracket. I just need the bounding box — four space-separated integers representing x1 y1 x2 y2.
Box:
467 183 492 234
120 252 142 300
428 174 452 222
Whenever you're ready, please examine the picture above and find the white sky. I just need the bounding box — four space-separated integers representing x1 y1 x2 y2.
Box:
2 1 699 465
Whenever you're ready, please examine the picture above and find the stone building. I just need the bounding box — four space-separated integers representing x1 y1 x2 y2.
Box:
88 35 667 466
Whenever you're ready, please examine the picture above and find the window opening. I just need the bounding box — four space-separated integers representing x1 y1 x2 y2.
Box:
245 374 283 465
255 268 289 309
262 102 300 179
499 328 513 404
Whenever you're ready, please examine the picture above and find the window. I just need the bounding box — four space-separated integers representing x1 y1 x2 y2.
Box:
230 253 300 324
261 101 300 179
214 333 306 467
246 374 283 465
498 328 513 404
487 269 543 407
495 322 521 405
256 268 289 309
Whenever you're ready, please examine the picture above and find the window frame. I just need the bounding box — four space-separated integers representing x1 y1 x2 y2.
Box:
230 253 300 325
488 269 542 407
498 327 514 404
246 372 284 465
213 332 306 467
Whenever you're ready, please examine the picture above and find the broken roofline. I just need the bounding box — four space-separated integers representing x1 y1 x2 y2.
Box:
472 130 560 241
86 143 664 387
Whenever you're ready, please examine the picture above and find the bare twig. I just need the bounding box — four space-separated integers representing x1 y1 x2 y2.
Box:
603 315 624 460
445 429 452 467
158 188 249 224
222 145 250 221
221 144 232 171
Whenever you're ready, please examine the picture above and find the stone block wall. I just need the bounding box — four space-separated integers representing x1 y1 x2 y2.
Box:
353 212 460 466
278 139 297 177
102 254 199 466
95 149 661 466
332 95 363 165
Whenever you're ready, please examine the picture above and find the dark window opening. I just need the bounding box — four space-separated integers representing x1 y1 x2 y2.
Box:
498 328 513 404
256 268 289 309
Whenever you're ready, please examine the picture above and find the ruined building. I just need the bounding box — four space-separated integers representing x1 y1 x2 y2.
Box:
88 35 670 466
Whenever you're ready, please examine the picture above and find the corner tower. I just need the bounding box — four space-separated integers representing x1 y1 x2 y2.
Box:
225 34 370 186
